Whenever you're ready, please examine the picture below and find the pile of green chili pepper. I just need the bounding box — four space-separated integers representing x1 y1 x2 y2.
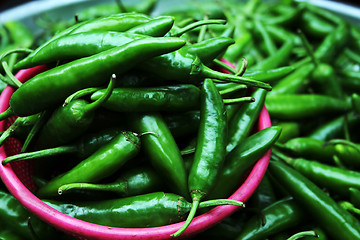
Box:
1 0 360 239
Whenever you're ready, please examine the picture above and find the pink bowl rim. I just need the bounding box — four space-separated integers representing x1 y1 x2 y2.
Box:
0 66 272 240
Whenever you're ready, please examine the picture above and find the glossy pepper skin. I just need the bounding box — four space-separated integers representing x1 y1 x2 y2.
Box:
14 12 152 69
188 78 227 201
268 160 360 239
58 166 162 197
90 84 201 112
37 131 140 198
226 88 267 154
45 192 190 228
285 157 360 197
235 198 305 240
209 126 281 199
8 37 186 117
0 190 57 239
2 128 124 165
265 94 351 120
129 113 189 198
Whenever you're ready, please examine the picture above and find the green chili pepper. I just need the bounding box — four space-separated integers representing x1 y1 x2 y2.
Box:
268 63 314 96
2 128 124 165
0 190 58 239
172 78 231 237
45 191 241 228
90 84 200 113
252 19 277 56
234 66 293 84
300 11 335 38
57 166 162 197
275 122 300 144
21 12 152 63
268 160 360 239
209 126 281 199
4 21 34 49
333 143 360 169
138 48 271 90
37 131 141 198
226 88 267 154
1 37 186 119
163 110 200 138
280 155 360 197
183 37 235 64
34 75 115 149
278 137 337 164
252 38 294 70
248 173 277 210
349 187 360 208
235 197 305 240
308 113 360 141
129 113 189 198
265 94 351 120
126 16 174 36
0 114 39 146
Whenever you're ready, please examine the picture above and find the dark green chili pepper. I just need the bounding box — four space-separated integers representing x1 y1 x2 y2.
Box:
298 29 343 98
20 12 152 64
183 37 235 64
57 166 162 197
268 160 360 239
1 37 186 119
37 131 141 198
248 173 277 210
243 66 295 83
45 191 242 228
300 11 335 38
125 16 174 36
226 88 267 154
235 198 305 240
163 110 200 138
308 113 360 141
349 187 360 208
264 25 301 46
209 126 281 199
138 48 271 90
129 113 189 198
280 155 360 197
278 137 337 164
275 122 300 144
0 114 39 146
90 84 200 113
333 143 360 169
0 190 58 239
2 128 124 165
265 94 351 120
252 38 294 70
172 78 245 237
34 75 115 149
267 63 314 96
258 4 304 27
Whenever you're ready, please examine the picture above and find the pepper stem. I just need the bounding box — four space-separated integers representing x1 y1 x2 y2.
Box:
298 29 319 67
58 181 127 195
64 87 100 106
20 111 50 153
2 145 77 165
199 198 245 208
84 74 116 113
171 19 226 37
0 107 15 122
287 230 318 240
223 96 255 105
171 198 200 238
202 66 272 91
2 61 22 88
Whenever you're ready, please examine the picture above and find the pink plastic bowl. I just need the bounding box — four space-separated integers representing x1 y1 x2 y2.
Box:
0 65 272 240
